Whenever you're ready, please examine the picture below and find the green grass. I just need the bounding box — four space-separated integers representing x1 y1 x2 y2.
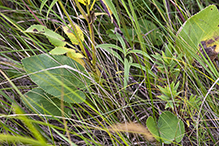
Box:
0 0 219 145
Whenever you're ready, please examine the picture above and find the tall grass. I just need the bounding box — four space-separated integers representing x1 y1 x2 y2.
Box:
0 0 219 145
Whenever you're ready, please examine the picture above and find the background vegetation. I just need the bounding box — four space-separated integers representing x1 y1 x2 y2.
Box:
0 0 219 145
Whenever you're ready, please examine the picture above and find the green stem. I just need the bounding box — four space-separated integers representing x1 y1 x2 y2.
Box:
86 5 96 70
57 0 88 59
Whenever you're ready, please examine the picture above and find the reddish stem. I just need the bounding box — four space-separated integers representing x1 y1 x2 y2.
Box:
22 0 44 26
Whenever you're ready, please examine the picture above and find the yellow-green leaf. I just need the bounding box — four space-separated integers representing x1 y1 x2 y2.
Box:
25 25 66 47
50 47 73 55
62 24 84 45
78 0 90 5
67 52 85 67
49 46 85 67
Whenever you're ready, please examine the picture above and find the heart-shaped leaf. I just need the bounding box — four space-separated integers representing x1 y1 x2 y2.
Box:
146 111 185 144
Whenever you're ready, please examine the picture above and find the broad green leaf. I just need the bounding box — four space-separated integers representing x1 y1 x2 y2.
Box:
146 111 185 144
158 111 185 144
22 54 90 103
25 25 66 47
176 5 219 61
62 24 84 45
23 88 71 117
146 116 160 140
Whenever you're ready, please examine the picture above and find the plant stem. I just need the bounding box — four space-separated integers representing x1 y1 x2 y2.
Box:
58 0 88 59
86 5 96 70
